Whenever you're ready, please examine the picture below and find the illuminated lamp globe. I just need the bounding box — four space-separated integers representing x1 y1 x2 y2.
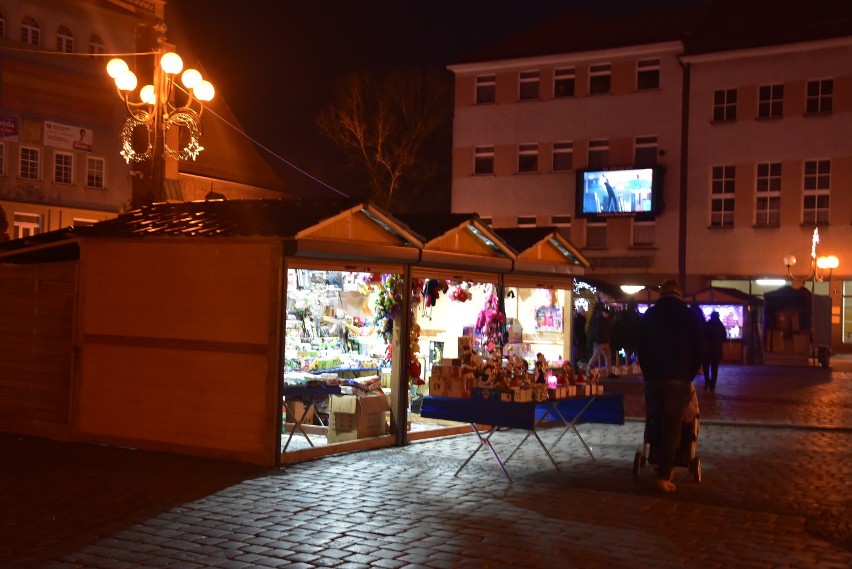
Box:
159 52 183 75
139 84 156 105
181 68 202 89
816 255 839 270
194 80 215 102
106 58 129 79
620 285 645 295
115 70 138 92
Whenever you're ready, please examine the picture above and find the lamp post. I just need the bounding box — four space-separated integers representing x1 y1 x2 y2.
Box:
783 227 840 288
106 50 215 207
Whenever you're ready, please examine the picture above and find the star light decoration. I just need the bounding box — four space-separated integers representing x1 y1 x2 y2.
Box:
107 51 214 164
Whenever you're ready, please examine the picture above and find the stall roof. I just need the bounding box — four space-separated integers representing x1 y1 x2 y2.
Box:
493 227 590 269
685 286 764 306
0 199 425 264
394 213 516 259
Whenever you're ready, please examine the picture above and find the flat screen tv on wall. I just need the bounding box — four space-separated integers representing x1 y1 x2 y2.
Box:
575 166 664 220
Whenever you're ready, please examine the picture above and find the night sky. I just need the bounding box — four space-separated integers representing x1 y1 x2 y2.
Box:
166 1 697 198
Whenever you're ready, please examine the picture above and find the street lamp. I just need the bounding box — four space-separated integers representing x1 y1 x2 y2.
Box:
107 51 214 164
783 227 840 284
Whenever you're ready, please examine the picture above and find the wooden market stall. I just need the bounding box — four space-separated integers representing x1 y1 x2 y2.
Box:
0 200 424 466
0 202 594 465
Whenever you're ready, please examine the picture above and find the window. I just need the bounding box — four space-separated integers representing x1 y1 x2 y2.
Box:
711 165 735 227
586 222 607 248
755 162 781 227
713 89 737 122
54 152 73 184
803 159 830 225
474 146 494 175
552 141 573 171
518 143 538 173
13 212 42 239
56 25 74 52
517 216 536 227
587 139 609 169
86 156 105 188
758 84 783 119
637 59 660 90
20 146 40 180
806 79 833 115
89 34 105 57
551 215 571 227
634 136 658 166
554 68 575 98
589 64 611 95
518 71 539 101
21 15 40 46
475 75 495 104
632 221 655 247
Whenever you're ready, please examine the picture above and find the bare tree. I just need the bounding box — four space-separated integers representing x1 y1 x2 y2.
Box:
318 66 452 210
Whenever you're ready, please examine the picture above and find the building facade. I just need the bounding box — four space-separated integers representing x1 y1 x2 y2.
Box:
0 0 289 241
448 2 852 352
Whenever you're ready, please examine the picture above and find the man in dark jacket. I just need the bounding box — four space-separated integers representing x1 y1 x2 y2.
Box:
704 311 727 391
637 280 705 492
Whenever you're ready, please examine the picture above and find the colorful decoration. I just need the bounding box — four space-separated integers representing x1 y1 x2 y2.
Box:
475 291 506 351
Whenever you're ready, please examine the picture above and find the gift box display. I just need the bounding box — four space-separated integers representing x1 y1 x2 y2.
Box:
428 343 603 402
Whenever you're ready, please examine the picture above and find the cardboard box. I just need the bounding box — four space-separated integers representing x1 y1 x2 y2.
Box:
327 394 388 443
471 387 499 400
513 388 533 402
284 400 315 425
792 333 810 354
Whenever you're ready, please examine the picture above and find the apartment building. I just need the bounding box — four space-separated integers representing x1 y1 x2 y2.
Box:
448 1 852 352
0 0 288 241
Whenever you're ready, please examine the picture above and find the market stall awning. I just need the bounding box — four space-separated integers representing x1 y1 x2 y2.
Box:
395 213 516 273
684 286 763 306
494 227 590 278
0 200 428 265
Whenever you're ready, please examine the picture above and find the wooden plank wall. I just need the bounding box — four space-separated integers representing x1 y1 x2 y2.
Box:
76 239 283 465
0 262 76 437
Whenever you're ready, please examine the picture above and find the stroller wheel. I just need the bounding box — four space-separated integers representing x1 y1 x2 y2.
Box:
632 451 643 478
689 457 702 483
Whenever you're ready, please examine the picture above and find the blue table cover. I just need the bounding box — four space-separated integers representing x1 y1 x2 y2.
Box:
421 393 624 429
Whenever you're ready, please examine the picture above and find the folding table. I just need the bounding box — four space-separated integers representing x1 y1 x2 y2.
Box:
420 393 624 483
282 384 342 452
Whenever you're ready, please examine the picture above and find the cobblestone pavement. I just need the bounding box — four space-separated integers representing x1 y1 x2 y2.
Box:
1 360 850 569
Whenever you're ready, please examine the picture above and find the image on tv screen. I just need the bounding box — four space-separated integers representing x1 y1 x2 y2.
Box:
699 304 744 340
581 168 654 215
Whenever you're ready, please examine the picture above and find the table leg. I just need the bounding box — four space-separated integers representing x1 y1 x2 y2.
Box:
283 399 317 452
454 425 512 483
565 396 598 460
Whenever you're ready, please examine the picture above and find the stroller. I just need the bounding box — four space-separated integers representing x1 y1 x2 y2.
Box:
633 383 702 483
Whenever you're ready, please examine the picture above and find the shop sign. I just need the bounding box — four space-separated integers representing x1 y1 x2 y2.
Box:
0 116 18 140
44 121 93 152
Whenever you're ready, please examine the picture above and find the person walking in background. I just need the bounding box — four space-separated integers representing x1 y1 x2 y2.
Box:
637 280 705 492
704 311 727 391
572 309 587 369
588 303 615 378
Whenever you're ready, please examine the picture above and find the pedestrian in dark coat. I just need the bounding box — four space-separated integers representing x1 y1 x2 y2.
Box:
637 280 705 492
704 311 727 391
